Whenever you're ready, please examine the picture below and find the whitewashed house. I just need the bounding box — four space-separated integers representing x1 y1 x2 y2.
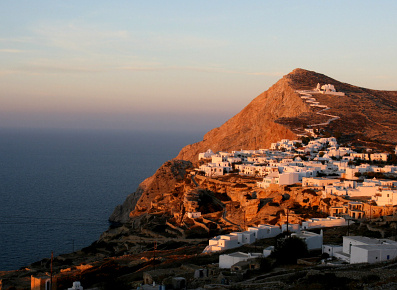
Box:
322 245 343 258
203 234 240 253
281 223 300 233
232 231 256 245
333 236 397 264
198 149 215 160
302 217 349 229
372 189 397 206
247 224 281 239
302 177 340 187
219 252 262 269
217 234 240 250
257 172 300 188
291 230 323 251
370 153 389 162
199 161 232 177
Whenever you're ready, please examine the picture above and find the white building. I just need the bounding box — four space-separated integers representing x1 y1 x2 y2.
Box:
281 223 300 233
257 172 300 188
199 161 232 177
231 231 256 245
302 217 349 230
322 245 343 258
372 189 397 206
68 281 83 290
263 246 274 257
291 230 323 251
219 252 262 269
247 225 281 239
198 149 215 160
204 223 290 253
302 177 340 187
333 236 397 264
370 153 389 162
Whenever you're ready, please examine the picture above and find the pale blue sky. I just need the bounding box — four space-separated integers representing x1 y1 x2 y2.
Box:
1 1 396 132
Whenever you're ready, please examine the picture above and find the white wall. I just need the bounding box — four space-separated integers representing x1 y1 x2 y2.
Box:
219 253 248 269
322 245 343 257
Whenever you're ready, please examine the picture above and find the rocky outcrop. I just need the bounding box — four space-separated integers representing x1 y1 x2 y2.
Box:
109 160 192 224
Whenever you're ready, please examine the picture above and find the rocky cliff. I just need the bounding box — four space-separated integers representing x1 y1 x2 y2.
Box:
109 160 192 223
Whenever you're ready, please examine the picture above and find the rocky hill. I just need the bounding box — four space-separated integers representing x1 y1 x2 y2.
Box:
177 68 397 162
176 70 310 162
110 68 397 224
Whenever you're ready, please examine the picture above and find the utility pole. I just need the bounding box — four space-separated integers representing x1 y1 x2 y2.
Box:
244 209 245 231
286 209 289 236
347 219 350 236
370 204 372 220
50 251 53 289
153 241 157 270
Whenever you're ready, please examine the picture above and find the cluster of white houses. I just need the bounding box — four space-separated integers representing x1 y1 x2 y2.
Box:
198 136 397 266
203 217 347 254
197 137 397 207
218 228 324 269
219 234 397 269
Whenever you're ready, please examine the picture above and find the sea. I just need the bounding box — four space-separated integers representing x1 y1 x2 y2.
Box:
0 128 203 271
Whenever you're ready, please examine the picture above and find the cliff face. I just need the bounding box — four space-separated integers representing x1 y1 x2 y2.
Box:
176 72 311 162
109 160 192 224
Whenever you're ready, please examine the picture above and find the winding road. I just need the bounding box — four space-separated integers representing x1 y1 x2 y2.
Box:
296 90 341 128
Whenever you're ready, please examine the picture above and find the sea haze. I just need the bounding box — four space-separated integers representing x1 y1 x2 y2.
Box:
0 128 202 271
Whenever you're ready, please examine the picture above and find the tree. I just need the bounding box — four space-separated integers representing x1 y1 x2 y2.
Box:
272 236 308 264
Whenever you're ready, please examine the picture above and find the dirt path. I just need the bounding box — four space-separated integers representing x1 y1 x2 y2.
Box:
297 90 341 127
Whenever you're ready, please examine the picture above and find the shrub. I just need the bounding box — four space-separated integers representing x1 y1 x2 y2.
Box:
272 236 308 264
362 274 380 284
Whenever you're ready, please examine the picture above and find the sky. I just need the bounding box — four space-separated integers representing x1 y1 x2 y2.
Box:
1 1 397 133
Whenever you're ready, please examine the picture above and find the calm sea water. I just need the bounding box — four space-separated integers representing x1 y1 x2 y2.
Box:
0 128 202 271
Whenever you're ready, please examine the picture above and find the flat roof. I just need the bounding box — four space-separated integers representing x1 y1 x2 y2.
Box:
293 231 321 238
345 236 397 245
353 244 397 250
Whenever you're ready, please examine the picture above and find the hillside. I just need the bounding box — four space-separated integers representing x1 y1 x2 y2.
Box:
111 68 397 224
177 68 397 162
176 70 310 162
